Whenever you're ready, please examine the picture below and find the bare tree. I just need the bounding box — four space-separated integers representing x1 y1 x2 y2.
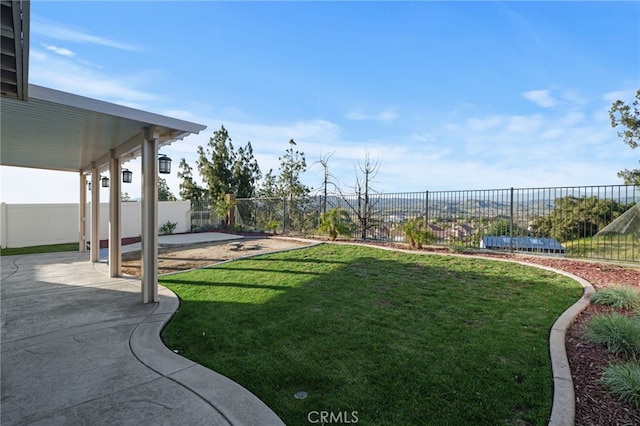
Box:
314 152 337 214
339 154 382 239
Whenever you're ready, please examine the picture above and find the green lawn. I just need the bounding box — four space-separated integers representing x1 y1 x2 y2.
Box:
0 242 79 256
564 234 638 262
160 243 583 426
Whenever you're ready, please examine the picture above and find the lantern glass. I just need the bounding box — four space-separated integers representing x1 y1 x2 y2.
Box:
159 155 172 174
122 169 133 183
101 176 110 188
87 182 92 191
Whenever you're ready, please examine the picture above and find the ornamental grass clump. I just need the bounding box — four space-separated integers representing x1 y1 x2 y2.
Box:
600 362 640 410
585 313 640 359
591 286 640 310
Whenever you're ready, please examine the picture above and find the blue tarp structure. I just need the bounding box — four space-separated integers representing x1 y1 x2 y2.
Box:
480 236 565 254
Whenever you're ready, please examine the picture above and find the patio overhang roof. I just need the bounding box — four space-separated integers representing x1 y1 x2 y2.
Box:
0 0 30 101
1 84 206 173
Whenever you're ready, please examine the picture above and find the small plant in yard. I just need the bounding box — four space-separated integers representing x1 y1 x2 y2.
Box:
591 286 640 310
317 207 352 241
585 313 640 358
600 362 640 410
401 217 434 249
159 221 177 235
266 220 279 234
233 223 244 232
448 244 471 254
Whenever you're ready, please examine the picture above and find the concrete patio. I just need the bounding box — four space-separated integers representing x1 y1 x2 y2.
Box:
1 249 284 425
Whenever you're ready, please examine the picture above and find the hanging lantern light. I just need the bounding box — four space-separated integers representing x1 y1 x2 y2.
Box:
87 181 92 191
122 169 133 183
101 176 110 187
159 154 172 174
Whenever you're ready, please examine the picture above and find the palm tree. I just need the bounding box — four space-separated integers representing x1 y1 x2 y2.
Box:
318 207 352 241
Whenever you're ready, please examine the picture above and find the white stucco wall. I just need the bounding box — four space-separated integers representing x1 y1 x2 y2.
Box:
1 201 191 248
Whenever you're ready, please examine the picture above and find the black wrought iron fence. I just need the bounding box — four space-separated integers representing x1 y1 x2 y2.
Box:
194 185 640 262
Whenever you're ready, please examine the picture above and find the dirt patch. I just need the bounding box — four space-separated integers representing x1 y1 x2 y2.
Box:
121 237 313 277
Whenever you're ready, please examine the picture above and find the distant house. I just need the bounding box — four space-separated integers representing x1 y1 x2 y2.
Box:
427 224 445 240
480 236 565 254
429 223 476 241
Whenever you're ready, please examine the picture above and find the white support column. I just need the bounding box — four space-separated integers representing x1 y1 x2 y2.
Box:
109 152 122 277
79 173 87 253
141 128 159 303
90 166 100 263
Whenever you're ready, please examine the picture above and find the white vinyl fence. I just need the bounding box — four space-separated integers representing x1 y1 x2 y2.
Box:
0 201 191 248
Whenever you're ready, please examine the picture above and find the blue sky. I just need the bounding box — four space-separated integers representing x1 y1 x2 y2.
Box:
2 1 639 203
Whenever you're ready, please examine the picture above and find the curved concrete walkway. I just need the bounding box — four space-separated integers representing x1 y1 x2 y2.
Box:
1 251 284 425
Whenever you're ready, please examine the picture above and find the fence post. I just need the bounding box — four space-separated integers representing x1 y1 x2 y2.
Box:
509 187 514 253
225 194 235 228
424 191 429 223
282 196 287 233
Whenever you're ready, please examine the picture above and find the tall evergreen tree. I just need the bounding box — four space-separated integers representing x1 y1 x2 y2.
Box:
158 178 177 201
258 169 277 198
232 142 261 198
177 158 204 202
276 139 310 199
197 125 234 200
196 125 261 200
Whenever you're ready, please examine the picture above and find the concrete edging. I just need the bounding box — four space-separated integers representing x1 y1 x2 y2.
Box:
535 266 594 426
129 285 286 426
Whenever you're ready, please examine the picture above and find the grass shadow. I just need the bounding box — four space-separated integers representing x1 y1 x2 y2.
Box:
160 243 583 426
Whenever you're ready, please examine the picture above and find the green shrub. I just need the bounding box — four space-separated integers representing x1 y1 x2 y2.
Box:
266 220 280 234
160 221 177 235
318 207 352 241
592 286 640 310
585 313 640 358
401 217 434 249
601 362 640 410
233 223 244 232
448 244 471 254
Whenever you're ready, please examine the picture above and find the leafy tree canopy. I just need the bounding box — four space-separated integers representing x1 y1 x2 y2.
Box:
158 177 177 201
177 158 204 202
609 89 640 186
258 169 278 198
276 139 310 199
195 125 261 201
532 196 632 242
197 125 235 200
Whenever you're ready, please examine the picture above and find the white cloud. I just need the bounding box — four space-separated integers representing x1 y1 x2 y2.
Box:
29 48 162 104
505 114 543 133
32 18 141 51
467 116 502 132
42 43 75 57
602 89 635 103
409 132 438 143
522 89 557 108
559 111 584 126
346 107 398 123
